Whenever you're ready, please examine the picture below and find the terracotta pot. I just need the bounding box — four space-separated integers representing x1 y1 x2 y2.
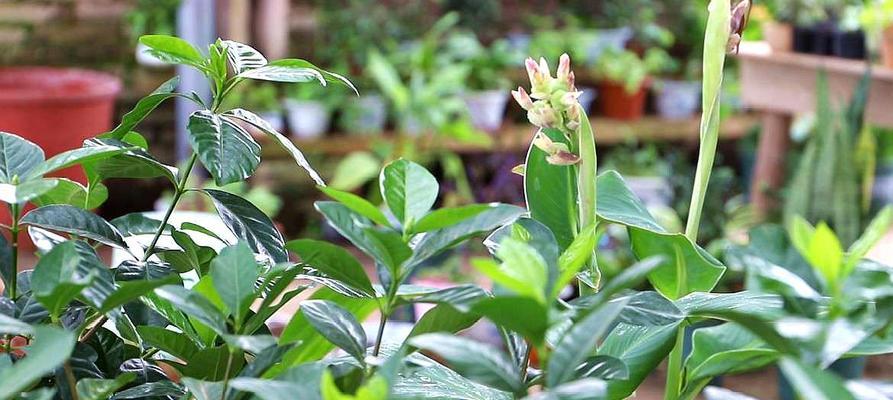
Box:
0 67 120 253
763 21 793 52
882 26 893 69
597 80 649 121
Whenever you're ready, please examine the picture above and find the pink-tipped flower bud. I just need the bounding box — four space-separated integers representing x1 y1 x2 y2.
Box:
532 130 554 152
547 150 581 166
538 57 550 77
528 103 559 128
525 58 540 85
512 87 534 111
557 53 571 81
560 91 582 109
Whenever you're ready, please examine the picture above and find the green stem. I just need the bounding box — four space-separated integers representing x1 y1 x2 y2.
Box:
220 350 235 400
664 325 687 400
141 153 199 262
372 311 388 357
63 360 80 400
9 202 19 300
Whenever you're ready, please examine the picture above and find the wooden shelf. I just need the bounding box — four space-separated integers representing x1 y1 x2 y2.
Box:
260 114 759 158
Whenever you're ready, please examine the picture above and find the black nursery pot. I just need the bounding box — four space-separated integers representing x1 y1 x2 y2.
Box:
812 25 836 56
793 25 816 54
833 30 867 59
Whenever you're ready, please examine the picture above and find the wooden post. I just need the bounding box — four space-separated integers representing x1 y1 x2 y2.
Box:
750 112 791 218
254 0 289 60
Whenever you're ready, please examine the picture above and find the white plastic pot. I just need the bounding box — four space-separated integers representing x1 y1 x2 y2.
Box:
655 80 701 120
463 90 509 133
340 95 387 135
257 111 285 133
625 176 673 208
284 99 331 139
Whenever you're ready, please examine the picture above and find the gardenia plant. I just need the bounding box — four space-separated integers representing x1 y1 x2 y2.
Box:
3 1 893 400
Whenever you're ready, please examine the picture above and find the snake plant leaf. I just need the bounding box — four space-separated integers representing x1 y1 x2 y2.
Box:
0 131 44 183
596 171 725 299
222 108 324 186
187 110 261 186
204 188 287 263
524 127 577 250
103 77 180 140
410 333 524 394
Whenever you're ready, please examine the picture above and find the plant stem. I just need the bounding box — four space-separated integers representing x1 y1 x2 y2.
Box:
220 350 235 400
63 360 80 400
663 325 686 400
141 152 199 262
8 202 19 300
372 312 388 357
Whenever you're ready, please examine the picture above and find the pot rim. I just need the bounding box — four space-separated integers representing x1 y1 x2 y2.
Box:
0 67 122 104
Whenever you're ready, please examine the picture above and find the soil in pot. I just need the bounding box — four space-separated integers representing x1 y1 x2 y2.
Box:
763 21 793 52
463 90 509 133
655 80 700 120
832 30 866 59
598 80 649 121
284 99 331 139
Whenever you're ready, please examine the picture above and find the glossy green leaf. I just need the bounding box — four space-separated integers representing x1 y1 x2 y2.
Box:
222 40 267 73
111 381 185 399
299 299 368 363
471 296 549 346
180 377 225 400
154 285 228 335
845 206 893 276
523 128 577 250
409 333 523 394
210 242 259 327
0 132 44 184
573 257 665 310
229 377 320 400
31 178 107 209
617 291 683 326
318 186 390 227
24 145 130 180
180 346 245 380
204 188 287 263
555 223 599 298
76 373 135 400
676 291 785 321
239 59 357 93
523 379 607 400
137 325 200 360
84 138 178 184
0 327 75 398
31 241 96 318
473 239 547 303
681 323 778 398
410 204 492 234
188 110 261 186
99 275 179 313
315 201 403 273
21 204 126 248
222 108 324 185
103 77 180 140
600 323 680 399
778 357 856 400
392 354 513 400
380 159 438 227
574 355 629 381
0 179 58 205
406 304 479 339
395 284 488 312
286 239 375 297
548 298 629 386
139 35 206 69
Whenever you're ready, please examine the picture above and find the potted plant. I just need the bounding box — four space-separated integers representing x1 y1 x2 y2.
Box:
284 82 343 139
861 0 893 67
603 143 674 207
338 78 388 135
592 48 662 120
762 0 798 51
651 47 703 120
126 0 180 67
445 32 517 132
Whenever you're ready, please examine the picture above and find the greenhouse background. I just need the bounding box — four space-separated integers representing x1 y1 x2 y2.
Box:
2 1 893 399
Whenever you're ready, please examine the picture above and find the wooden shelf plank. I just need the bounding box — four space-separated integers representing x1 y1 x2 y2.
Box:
259 114 758 158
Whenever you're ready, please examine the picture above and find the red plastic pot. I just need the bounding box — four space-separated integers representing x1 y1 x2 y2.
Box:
0 67 120 255
597 80 649 121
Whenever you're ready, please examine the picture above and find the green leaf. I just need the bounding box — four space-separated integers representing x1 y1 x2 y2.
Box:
84 138 178 184
0 235 12 295
222 334 276 354
471 296 549 346
76 373 135 400
111 381 185 399
410 204 493 234
548 298 630 386
222 108 325 186
573 257 666 310
31 178 107 209
523 380 607 400
137 325 200 360
24 145 130 180
180 377 225 400
31 241 96 318
600 323 680 399
778 357 856 400
617 291 683 326
523 128 577 250
845 206 893 275
222 40 267 73
188 110 261 186
405 204 525 273
380 159 438 228
139 35 206 69
555 223 599 298
318 186 390 227
180 346 245 380
574 355 629 381
395 284 488 312
0 179 58 204
0 132 44 184
472 239 547 303
210 242 259 327
681 323 778 397
100 275 178 313
103 77 180 140
154 285 228 335
21 205 126 248
0 325 75 400
230 377 320 400
676 291 785 321
409 333 524 394
315 201 403 273
239 59 357 93
392 354 513 400
204 189 287 263
286 239 375 297
406 304 479 339
299 299 367 363
111 213 170 237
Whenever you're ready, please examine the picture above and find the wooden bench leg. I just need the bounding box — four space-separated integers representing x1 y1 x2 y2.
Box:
750 112 791 219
